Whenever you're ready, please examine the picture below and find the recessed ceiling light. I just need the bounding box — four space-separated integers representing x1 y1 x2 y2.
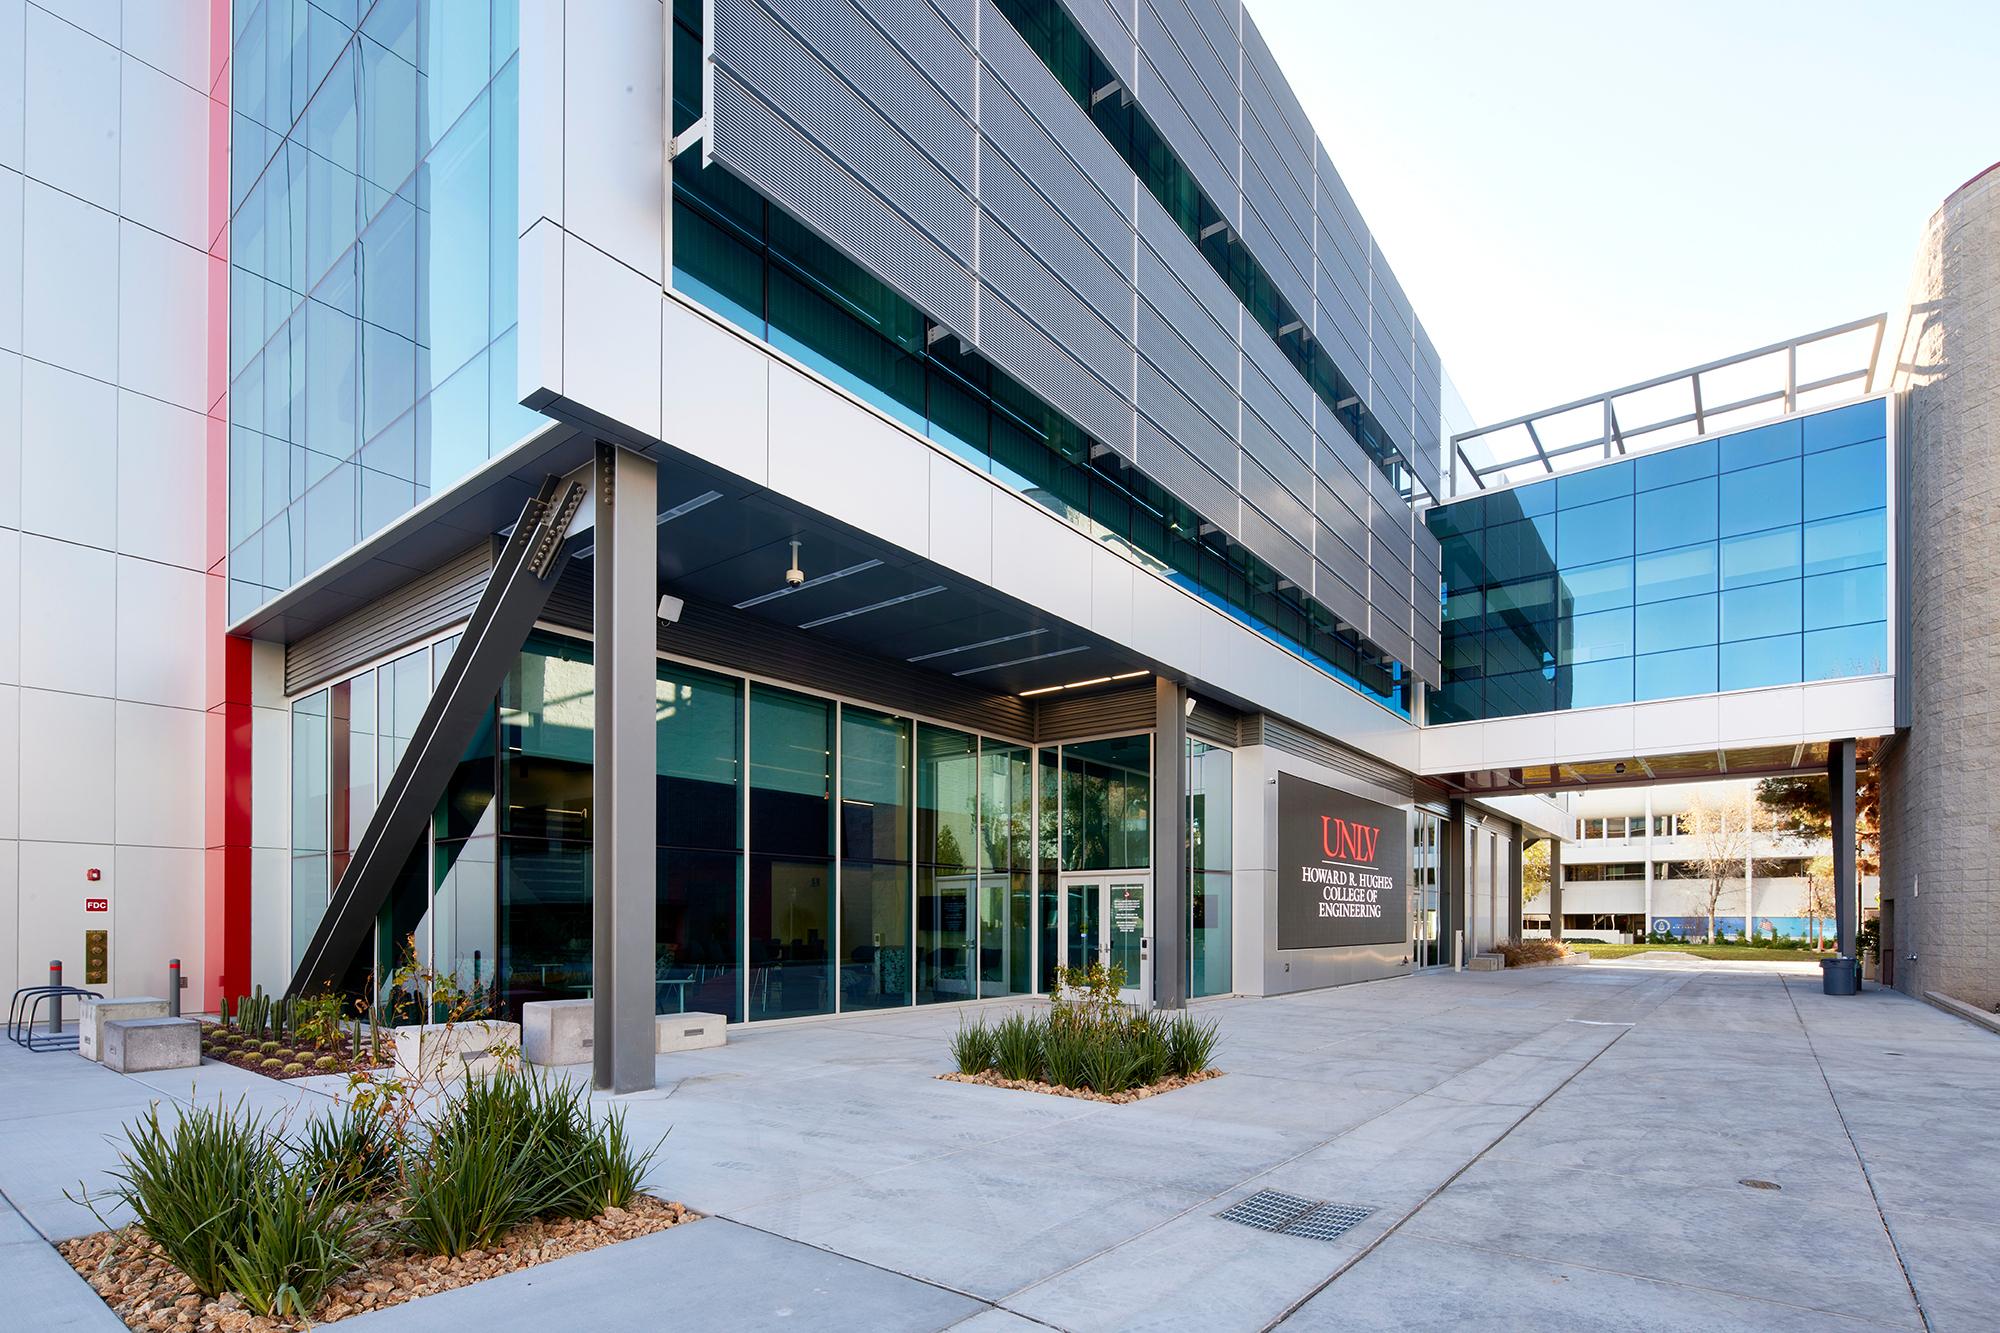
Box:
657 490 722 525
951 645 1089 677
798 585 945 629
907 628 1047 663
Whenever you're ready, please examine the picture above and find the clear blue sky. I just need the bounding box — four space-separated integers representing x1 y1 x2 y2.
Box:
1245 0 2000 426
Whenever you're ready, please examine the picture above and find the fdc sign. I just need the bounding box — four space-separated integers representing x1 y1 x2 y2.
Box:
1276 774 1408 949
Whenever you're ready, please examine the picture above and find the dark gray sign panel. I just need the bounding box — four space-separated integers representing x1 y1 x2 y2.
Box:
1277 774 1408 949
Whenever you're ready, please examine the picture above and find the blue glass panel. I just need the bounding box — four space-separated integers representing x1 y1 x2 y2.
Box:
1484 576 1557 626
1481 516 1558 584
1802 399 1885 453
1721 581 1801 641
1635 477 1716 554
1558 558 1632 615
1804 623 1886 681
1562 607 1632 665
1635 646 1716 701
1636 544 1717 604
1804 439 1886 521
1427 501 1482 538
1720 527 1801 589
1804 567 1887 631
1719 419 1800 473
1560 659 1632 709
1485 669 1555 717
1635 593 1715 655
1721 635 1801 691
1557 496 1634 566
1803 511 1887 577
1485 622 1555 676
1488 479 1555 521
1636 438 1715 491
1719 458 1802 537
1557 460 1633 509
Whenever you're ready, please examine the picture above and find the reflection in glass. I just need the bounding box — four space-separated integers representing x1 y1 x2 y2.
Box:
839 708 911 1011
501 638 593 840
291 691 330 972
659 664 743 1019
1061 735 1151 870
916 726 978 1004
1188 740 1232 998
749 687 833 1020
979 745 1032 996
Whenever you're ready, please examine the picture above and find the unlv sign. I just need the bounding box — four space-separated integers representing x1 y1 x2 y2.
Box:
1277 774 1408 950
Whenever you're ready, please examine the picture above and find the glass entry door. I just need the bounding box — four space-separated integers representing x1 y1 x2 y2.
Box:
1057 872 1149 1005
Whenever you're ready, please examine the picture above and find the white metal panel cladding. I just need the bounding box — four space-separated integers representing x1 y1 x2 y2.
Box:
1137 246 1235 382
1314 477 1367 557
978 81 1132 277
977 288 1136 452
1059 0 1137 82
1242 453 1311 538
1240 408 1310 503
1136 192 1239 337
979 12 1134 222
1238 506 1313 592
1146 0 1236 124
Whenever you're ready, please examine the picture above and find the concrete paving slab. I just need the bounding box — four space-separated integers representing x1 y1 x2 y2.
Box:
338 1218 985 1331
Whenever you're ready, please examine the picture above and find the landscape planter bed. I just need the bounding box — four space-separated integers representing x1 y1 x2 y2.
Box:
197 1022 385 1080
59 1196 697 1331
939 1067 1224 1104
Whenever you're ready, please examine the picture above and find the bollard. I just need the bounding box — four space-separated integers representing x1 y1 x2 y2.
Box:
167 958 182 1017
47 960 62 1034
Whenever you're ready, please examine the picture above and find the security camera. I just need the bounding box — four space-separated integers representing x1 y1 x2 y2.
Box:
656 593 684 624
785 566 805 587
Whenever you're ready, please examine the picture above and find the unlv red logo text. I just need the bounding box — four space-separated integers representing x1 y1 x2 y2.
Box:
1320 816 1381 864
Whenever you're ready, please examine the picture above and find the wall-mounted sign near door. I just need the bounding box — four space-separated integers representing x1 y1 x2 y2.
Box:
1276 774 1408 949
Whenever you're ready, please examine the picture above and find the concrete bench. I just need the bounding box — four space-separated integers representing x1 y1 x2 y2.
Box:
102 1016 201 1073
522 999 593 1067
1466 955 1505 972
657 1011 725 1054
521 1001 727 1066
78 997 170 1061
392 1020 521 1083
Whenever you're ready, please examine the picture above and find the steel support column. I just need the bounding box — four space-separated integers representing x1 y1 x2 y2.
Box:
1547 835 1564 942
1829 737 1858 963
1507 832 1523 942
1444 799 1468 966
593 446 659 1092
1152 679 1189 1011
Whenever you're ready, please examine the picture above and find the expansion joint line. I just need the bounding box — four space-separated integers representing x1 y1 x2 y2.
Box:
1778 975 1933 1332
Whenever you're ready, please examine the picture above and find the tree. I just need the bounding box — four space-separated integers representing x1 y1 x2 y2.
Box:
1756 769 1879 876
1800 853 1836 950
1522 839 1551 915
1683 793 1755 944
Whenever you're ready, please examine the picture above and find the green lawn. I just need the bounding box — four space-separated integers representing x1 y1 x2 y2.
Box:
1571 943 1832 962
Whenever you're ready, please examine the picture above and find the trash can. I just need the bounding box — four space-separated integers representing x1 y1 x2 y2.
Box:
1821 956 1860 996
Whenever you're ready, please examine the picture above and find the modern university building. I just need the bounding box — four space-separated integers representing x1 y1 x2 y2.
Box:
1 1 1993 1087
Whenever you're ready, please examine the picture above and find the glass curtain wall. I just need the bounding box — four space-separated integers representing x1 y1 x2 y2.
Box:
748 687 835 1020
1429 399 1889 721
1411 812 1443 967
916 727 979 1003
839 709 913 1010
1061 737 1152 871
228 0 544 618
1187 741 1232 997
979 746 1034 997
656 664 743 1021
291 634 1191 1018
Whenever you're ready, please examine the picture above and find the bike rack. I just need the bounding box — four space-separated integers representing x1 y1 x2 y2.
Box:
7 986 103 1052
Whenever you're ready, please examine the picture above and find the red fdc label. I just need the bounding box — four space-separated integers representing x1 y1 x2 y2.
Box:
84 898 108 912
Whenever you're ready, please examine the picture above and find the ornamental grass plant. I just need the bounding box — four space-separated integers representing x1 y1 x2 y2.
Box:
947 962 1221 1095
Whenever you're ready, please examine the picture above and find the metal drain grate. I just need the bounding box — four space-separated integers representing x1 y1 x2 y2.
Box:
1284 1203 1376 1241
1217 1190 1374 1242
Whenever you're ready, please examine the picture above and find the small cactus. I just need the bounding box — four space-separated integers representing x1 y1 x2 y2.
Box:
260 1057 285 1071
281 1062 306 1076
259 1040 281 1056
314 1055 339 1072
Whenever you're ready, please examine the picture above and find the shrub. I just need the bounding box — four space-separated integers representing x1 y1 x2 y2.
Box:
1494 938 1568 967
1078 1031 1145 1095
992 1012 1043 1082
218 1167 370 1318
98 1101 275 1297
296 1103 398 1206
402 1070 605 1256
1128 1012 1168 1088
949 1020 998 1075
1040 1021 1092 1090
1164 1013 1220 1077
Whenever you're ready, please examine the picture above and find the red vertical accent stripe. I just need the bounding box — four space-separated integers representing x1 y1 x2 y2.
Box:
202 0 251 1014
